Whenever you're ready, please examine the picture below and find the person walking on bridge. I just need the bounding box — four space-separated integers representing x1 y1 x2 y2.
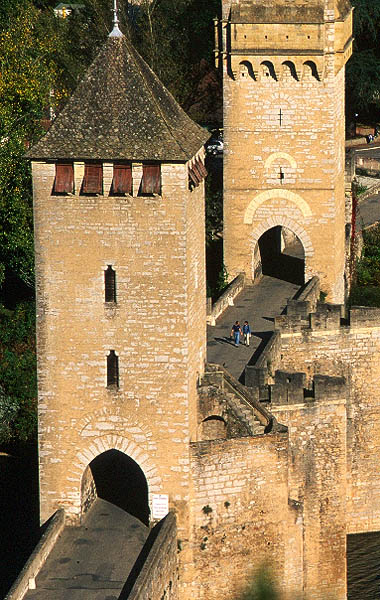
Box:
242 320 251 346
231 321 242 347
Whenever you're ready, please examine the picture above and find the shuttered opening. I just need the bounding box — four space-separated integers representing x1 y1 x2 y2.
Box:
82 163 103 194
188 157 207 190
196 158 208 178
140 164 161 195
53 163 74 194
107 350 119 387
104 265 116 303
112 163 132 195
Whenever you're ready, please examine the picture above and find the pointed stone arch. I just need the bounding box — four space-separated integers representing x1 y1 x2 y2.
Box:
303 60 320 81
74 434 162 495
251 217 314 260
63 409 163 518
244 189 312 223
251 218 314 284
281 60 299 81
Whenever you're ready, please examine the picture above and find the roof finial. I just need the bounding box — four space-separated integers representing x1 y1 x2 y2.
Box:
109 0 123 37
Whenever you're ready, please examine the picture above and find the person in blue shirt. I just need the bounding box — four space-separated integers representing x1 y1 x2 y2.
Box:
231 321 242 347
242 321 251 346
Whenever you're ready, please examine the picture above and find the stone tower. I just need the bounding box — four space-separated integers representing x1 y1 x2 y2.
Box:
218 0 352 301
27 21 208 559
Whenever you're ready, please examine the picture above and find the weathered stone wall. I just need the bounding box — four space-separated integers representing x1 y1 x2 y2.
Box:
278 307 380 535
190 378 348 600
126 512 178 600
270 382 348 600
32 157 206 570
189 434 302 600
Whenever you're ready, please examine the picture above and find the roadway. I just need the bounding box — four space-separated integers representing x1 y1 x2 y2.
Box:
23 499 149 600
207 275 300 382
357 188 380 229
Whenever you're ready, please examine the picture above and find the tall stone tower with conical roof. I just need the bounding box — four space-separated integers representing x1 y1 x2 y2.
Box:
218 0 352 301
28 17 208 557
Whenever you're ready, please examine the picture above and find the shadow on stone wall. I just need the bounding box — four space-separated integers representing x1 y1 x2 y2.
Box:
258 227 305 286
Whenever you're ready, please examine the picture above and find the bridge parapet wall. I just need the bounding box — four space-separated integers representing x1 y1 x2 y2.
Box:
124 512 178 600
5 509 65 600
207 273 245 326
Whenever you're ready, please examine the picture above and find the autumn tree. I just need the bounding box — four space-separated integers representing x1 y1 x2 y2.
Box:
0 1 65 446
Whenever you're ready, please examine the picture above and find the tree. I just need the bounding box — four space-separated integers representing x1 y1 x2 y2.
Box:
0 2 61 446
0 2 63 289
0 303 37 445
346 0 380 119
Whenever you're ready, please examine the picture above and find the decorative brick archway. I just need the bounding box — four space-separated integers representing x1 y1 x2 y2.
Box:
62 408 162 519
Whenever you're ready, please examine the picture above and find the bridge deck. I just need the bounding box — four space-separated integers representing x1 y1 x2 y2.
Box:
23 498 148 600
207 275 300 381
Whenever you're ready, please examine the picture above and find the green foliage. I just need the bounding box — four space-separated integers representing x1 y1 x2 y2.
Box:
132 0 221 111
216 264 229 294
205 169 223 246
237 566 280 600
349 224 380 307
0 302 37 445
346 0 380 115
0 2 64 288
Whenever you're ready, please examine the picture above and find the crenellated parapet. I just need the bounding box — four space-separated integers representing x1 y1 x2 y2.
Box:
245 276 380 407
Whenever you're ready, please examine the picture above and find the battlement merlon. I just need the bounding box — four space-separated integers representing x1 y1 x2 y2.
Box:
244 362 346 406
217 0 353 77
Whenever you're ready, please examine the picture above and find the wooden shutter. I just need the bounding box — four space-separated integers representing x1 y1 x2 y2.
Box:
82 163 103 194
112 163 132 195
104 265 116 303
54 163 74 194
188 166 199 187
192 160 203 183
107 350 119 387
141 164 161 195
196 158 208 178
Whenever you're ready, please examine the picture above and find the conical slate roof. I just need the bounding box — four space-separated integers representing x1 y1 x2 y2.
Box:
27 35 209 161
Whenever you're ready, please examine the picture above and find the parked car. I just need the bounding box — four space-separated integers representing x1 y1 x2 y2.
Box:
206 138 223 155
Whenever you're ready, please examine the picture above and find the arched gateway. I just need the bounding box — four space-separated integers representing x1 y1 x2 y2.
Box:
255 226 305 286
82 449 150 525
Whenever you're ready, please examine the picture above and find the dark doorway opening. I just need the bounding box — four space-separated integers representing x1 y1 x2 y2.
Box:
257 226 305 285
89 449 150 526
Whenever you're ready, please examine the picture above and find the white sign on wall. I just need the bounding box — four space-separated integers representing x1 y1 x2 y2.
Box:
151 493 169 519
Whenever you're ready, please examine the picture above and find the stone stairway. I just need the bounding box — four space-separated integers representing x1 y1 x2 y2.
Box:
200 363 275 438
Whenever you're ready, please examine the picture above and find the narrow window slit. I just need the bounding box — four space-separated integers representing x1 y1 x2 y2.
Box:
107 350 119 388
104 265 116 303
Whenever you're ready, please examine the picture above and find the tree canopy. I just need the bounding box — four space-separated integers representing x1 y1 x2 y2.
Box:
346 0 380 119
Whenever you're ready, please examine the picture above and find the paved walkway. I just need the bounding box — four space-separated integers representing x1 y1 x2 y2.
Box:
358 192 380 229
24 499 149 600
207 275 300 382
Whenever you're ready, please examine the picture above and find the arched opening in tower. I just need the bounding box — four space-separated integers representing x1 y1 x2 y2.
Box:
256 226 305 285
82 449 150 526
